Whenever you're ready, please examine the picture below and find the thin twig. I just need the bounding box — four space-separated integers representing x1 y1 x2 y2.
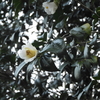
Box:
75 0 100 17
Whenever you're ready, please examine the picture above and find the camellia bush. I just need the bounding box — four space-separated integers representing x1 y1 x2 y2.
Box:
0 0 100 100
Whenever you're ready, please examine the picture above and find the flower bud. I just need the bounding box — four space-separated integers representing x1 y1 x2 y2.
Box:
81 23 91 35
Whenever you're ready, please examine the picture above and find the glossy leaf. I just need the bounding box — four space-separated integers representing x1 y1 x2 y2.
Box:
83 82 92 93
74 65 81 80
40 38 66 54
13 0 23 17
40 53 59 71
93 70 100 80
84 43 89 58
15 61 27 77
89 33 97 45
55 19 65 29
77 91 84 100
26 59 38 82
96 7 100 16
69 27 85 38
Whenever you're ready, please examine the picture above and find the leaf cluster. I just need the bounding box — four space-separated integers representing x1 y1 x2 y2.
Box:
0 0 100 100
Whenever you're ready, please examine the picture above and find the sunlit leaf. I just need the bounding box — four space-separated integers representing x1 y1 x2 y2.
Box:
15 61 27 77
96 7 100 16
89 33 97 45
84 43 89 58
55 19 65 29
59 62 69 72
32 40 44 48
77 91 84 100
74 65 81 80
85 55 97 64
40 38 66 54
69 27 85 38
26 59 38 82
83 82 92 93
47 26 53 38
13 0 23 17
40 53 59 71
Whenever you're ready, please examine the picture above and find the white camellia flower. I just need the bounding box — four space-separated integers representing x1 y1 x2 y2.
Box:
18 43 38 62
42 1 58 15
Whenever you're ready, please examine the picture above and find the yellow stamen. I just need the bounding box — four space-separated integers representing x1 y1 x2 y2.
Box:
26 49 35 58
46 6 48 9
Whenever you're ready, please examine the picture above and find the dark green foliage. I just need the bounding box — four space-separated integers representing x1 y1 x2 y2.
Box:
0 0 100 100
40 53 59 71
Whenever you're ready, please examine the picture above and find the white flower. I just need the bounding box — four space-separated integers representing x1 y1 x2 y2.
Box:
18 43 38 62
42 1 58 15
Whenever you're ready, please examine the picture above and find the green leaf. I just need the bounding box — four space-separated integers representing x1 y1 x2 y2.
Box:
43 16 48 25
53 6 66 28
93 71 100 80
78 82 92 100
14 92 23 99
14 31 19 42
84 43 89 58
32 40 44 48
91 55 98 63
59 91 68 100
74 65 81 80
47 26 53 38
0 2 6 10
57 62 69 80
0 54 16 63
38 32 47 41
15 61 27 77
92 14 98 24
84 55 97 64
55 19 65 29
49 79 62 88
70 39 75 46
89 33 97 45
93 42 100 52
28 0 36 7
77 91 84 100
59 62 68 72
69 27 85 38
40 38 66 54
53 5 63 21
26 59 38 82
96 7 100 16
83 82 92 93
13 0 23 17
40 53 59 71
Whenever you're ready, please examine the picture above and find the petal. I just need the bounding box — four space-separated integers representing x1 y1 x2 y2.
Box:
18 43 38 62
24 56 36 63
23 43 36 50
42 2 49 7
48 2 58 14
42 2 58 15
18 49 27 59
44 9 52 15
